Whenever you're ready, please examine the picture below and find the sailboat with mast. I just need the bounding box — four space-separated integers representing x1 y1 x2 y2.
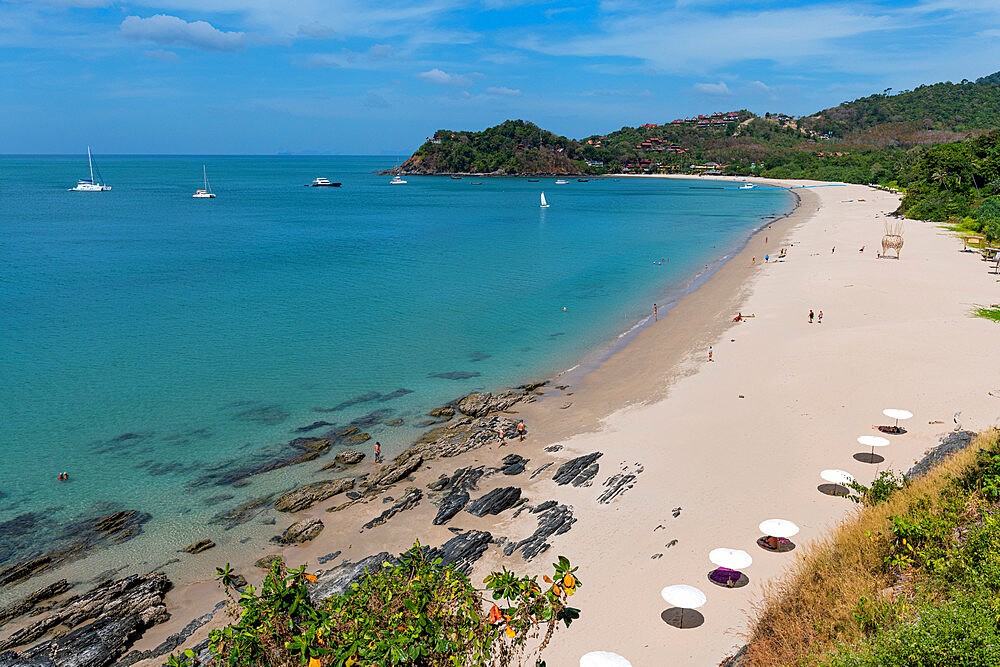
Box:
69 146 111 191
540 192 550 208
193 165 216 198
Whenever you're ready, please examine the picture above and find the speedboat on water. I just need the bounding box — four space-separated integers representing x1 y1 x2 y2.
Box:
390 174 407 185
555 179 569 184
311 177 341 187
69 146 111 191
739 183 757 189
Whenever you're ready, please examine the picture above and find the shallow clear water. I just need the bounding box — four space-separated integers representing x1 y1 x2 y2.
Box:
0 156 792 587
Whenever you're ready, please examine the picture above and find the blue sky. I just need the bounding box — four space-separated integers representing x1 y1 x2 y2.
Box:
2 0 1000 154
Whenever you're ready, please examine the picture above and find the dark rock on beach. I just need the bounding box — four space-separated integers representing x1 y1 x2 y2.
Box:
425 530 493 575
906 431 976 478
365 454 423 490
308 552 393 603
501 454 528 476
209 494 277 530
466 487 522 517
433 491 470 526
117 602 223 667
429 405 456 419
254 555 282 570
275 518 324 544
182 539 216 554
504 503 576 560
336 450 366 465
0 579 72 628
0 571 171 664
361 488 423 532
456 391 524 417
274 479 354 513
293 421 334 433
597 463 643 504
553 452 603 486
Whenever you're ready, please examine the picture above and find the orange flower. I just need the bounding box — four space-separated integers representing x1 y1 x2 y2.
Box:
543 575 553 583
305 574 318 583
505 626 516 639
488 604 503 624
308 658 321 667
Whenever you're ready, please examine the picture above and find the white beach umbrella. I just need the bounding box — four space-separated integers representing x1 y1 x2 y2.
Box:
709 548 753 570
882 409 913 428
858 435 891 461
820 469 855 485
660 584 707 629
580 651 632 667
759 519 800 539
661 584 707 608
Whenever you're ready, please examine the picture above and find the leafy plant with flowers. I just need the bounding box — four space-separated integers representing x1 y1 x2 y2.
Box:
167 542 581 667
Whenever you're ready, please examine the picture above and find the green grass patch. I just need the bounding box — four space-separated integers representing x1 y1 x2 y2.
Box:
973 306 1000 322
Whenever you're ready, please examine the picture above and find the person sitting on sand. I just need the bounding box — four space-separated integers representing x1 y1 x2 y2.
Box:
732 312 743 322
859 246 865 252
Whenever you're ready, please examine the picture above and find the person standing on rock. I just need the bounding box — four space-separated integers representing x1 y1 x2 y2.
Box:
374 441 383 464
516 420 526 442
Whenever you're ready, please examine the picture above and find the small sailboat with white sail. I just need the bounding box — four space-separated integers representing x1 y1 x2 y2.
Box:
540 192 550 208
69 146 111 191
193 165 216 198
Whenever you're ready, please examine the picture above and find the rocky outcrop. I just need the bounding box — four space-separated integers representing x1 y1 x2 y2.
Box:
117 602 224 667
361 488 423 532
274 479 354 513
597 463 643 504
189 437 333 488
182 539 215 554
907 431 975 478
504 502 576 560
466 487 522 517
433 491 470 526
275 518 324 544
0 571 170 664
456 391 525 417
365 453 423 489
254 555 281 570
335 450 366 465
501 454 528 476
308 552 393 604
0 579 72 628
553 452 603 487
429 405 455 419
0 510 151 589
425 530 493 574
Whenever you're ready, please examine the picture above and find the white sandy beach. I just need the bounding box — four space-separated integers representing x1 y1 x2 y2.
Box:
125 178 1000 667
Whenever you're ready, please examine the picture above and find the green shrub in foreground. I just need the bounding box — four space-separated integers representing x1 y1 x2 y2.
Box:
168 543 582 667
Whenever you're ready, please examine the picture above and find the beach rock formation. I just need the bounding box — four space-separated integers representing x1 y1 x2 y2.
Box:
425 530 493 574
907 431 975 478
466 487 522 517
433 491 470 526
275 518 324 544
0 579 72 628
254 555 281 570
0 571 170 665
553 452 603 486
209 494 278 530
365 454 423 489
501 454 528 475
293 420 334 433
335 450 366 465
182 539 215 554
190 437 333 488
274 479 354 513
117 601 225 667
456 391 525 417
361 488 423 532
0 510 151 589
597 463 644 504
308 552 393 603
504 502 576 560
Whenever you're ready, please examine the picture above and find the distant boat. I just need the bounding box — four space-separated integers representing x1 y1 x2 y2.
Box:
577 178 589 182
193 165 216 198
450 175 463 180
311 177 341 187
69 146 111 191
555 179 569 184
739 183 757 190
527 178 540 182
390 174 407 185
540 192 550 208
471 182 483 185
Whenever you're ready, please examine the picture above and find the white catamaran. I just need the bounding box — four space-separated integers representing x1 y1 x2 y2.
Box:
540 192 550 208
193 165 216 198
69 146 111 191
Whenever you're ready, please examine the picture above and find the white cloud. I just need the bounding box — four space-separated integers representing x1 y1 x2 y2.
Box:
693 81 732 95
747 80 771 92
485 85 522 96
417 67 473 87
296 21 338 40
120 14 246 52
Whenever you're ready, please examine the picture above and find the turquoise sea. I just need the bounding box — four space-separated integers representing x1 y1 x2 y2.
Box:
0 156 793 594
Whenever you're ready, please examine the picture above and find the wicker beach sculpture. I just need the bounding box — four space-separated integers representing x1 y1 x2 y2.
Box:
881 219 904 258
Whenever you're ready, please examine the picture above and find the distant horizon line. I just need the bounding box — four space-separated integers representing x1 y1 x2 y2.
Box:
0 153 411 158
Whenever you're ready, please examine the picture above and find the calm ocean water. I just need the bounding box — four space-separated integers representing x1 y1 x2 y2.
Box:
0 155 792 592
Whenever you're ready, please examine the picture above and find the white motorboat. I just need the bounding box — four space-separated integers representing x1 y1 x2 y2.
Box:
739 183 756 189
311 177 341 187
193 165 216 198
554 179 569 184
69 146 111 191
540 192 550 208
390 174 407 185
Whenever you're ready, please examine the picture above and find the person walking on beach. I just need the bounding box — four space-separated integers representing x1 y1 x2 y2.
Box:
765 254 769 263
374 441 383 464
818 310 823 324
654 303 658 322
516 420 526 442
708 346 713 362
499 427 506 447
809 309 815 324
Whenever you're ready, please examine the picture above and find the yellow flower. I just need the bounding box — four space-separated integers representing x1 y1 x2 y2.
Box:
305 574 318 583
505 626 516 638
309 658 321 667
